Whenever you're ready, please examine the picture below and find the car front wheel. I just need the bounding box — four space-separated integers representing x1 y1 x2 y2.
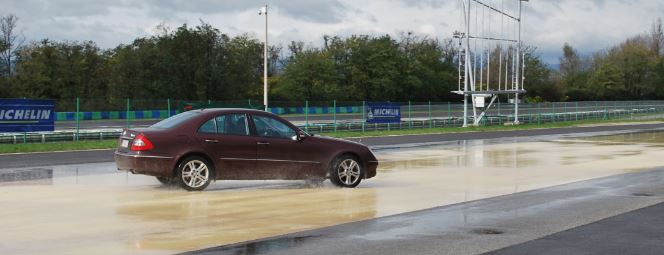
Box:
329 156 363 188
176 156 213 191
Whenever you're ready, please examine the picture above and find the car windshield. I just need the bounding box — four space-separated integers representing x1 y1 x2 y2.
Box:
150 111 199 129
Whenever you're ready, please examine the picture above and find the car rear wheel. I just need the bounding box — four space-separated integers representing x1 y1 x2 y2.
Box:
329 156 363 188
176 156 213 191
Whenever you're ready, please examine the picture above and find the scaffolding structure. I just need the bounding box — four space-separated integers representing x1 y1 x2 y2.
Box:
452 0 528 127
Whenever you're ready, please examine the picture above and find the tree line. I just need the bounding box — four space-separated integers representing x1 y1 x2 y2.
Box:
0 14 663 107
546 19 664 102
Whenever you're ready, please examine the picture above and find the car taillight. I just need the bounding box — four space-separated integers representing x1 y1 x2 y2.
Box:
131 134 154 151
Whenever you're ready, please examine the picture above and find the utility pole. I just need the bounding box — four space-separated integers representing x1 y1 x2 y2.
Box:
259 5 269 111
514 0 522 124
464 0 471 127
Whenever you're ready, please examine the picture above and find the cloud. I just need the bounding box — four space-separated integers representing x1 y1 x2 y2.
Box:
0 0 662 64
138 0 348 24
273 0 348 24
4 0 126 18
389 0 449 9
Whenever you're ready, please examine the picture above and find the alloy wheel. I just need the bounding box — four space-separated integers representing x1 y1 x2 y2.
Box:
181 160 210 189
337 159 361 186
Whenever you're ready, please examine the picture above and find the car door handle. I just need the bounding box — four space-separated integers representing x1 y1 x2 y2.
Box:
257 141 270 145
204 139 219 143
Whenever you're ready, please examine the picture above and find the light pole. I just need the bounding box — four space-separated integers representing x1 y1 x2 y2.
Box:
259 5 268 112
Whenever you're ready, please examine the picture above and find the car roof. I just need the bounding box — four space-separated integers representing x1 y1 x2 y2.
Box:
188 108 300 131
194 108 268 114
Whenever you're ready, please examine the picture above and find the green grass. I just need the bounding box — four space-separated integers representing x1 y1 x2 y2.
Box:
0 139 118 154
1 117 663 154
321 118 664 138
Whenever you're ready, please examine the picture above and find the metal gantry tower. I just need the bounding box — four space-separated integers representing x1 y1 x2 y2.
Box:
453 0 528 127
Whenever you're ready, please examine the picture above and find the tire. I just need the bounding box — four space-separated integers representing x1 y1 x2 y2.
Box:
176 156 214 191
156 176 176 186
329 155 363 188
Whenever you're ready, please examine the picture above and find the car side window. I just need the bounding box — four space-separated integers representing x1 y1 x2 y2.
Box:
198 119 216 133
216 114 249 136
253 115 297 139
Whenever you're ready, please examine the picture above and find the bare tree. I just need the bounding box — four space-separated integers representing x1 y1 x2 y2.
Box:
0 38 6 52
0 14 24 77
560 43 582 76
651 18 664 56
287 41 304 56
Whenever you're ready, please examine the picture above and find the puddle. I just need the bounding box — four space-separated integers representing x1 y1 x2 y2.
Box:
2 130 664 254
0 168 53 185
472 228 505 235
567 129 664 145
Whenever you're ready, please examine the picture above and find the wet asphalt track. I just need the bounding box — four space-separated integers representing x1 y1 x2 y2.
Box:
4 122 664 169
487 198 664 255
189 169 664 255
3 123 664 254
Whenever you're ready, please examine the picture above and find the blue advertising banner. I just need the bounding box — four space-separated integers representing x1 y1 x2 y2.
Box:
366 102 401 123
0 99 55 132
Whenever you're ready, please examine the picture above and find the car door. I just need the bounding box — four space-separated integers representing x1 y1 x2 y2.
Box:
250 114 320 180
196 113 258 180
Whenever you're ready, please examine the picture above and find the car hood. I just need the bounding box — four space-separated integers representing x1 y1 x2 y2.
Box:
309 135 365 147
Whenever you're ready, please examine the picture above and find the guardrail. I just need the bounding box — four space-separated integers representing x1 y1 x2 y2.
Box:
1 106 659 144
56 110 178 121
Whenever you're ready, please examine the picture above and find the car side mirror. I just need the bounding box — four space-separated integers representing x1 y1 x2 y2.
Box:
291 133 307 141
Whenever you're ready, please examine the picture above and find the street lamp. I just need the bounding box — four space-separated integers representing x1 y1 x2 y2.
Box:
259 5 268 112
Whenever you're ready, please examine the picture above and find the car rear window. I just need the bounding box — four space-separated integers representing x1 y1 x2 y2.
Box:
150 111 199 129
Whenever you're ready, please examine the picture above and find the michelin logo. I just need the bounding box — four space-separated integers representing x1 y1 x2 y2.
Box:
369 107 400 118
0 109 52 120
371 108 400 116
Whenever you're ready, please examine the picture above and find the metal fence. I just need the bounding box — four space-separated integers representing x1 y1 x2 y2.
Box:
48 98 664 120
2 100 664 144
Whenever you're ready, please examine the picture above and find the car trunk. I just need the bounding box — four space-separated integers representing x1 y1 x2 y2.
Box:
116 129 137 153
116 128 163 153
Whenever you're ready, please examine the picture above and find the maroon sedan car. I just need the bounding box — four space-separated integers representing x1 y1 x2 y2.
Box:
115 108 378 191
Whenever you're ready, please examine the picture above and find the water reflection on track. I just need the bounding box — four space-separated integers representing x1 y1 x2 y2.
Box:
2 131 664 254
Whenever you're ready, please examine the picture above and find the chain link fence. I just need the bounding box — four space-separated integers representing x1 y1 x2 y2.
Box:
2 99 664 144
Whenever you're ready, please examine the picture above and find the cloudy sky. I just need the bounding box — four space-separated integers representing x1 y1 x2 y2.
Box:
3 0 663 64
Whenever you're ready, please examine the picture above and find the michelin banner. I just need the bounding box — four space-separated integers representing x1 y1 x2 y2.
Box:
0 99 55 132
366 102 401 124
